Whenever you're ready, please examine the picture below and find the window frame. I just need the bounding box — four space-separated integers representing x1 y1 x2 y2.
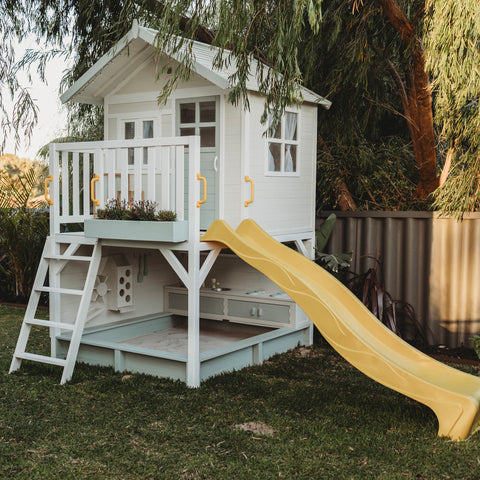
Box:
265 109 300 177
119 116 157 166
175 95 219 151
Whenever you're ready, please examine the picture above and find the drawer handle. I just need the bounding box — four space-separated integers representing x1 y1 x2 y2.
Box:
250 307 257 317
257 308 263 317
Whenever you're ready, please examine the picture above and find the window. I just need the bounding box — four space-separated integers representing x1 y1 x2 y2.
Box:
178 99 217 148
267 112 298 173
123 119 155 165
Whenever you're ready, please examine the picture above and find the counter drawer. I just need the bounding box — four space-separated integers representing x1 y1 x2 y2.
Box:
227 299 291 324
167 292 225 316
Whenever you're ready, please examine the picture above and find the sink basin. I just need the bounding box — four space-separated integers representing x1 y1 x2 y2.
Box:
246 290 266 296
211 287 231 292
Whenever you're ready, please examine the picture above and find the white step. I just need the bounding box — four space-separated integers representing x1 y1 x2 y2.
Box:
36 286 84 296
25 319 75 330
15 352 67 367
44 254 93 262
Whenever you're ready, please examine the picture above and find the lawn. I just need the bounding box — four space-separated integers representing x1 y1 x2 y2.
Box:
1 305 480 480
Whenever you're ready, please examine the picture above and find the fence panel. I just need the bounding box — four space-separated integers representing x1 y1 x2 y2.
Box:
318 211 480 348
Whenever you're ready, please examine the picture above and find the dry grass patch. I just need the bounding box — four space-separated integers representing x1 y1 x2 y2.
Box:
233 421 277 437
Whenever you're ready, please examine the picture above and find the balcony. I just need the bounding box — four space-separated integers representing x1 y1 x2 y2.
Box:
47 136 203 242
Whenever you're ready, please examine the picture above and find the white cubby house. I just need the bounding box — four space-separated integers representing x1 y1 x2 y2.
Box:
10 21 331 386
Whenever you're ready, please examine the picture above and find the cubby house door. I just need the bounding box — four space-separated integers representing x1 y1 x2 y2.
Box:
176 97 219 230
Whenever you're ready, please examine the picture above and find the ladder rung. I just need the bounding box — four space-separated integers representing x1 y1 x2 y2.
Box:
26 319 75 330
15 352 66 367
44 254 93 262
36 286 84 296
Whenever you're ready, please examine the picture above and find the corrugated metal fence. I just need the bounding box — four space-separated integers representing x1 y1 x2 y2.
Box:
317 211 480 348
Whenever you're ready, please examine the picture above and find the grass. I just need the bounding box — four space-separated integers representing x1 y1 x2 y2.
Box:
1 305 480 479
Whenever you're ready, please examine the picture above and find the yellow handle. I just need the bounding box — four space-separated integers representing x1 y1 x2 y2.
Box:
90 174 100 207
244 175 254 207
44 175 54 205
196 173 207 208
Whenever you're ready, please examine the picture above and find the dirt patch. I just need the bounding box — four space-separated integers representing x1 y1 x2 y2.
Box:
294 346 325 358
233 422 277 437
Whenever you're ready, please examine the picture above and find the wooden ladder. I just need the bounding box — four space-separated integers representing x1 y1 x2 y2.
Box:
9 235 102 384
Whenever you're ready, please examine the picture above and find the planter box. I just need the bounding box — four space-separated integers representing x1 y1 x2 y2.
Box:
84 219 189 242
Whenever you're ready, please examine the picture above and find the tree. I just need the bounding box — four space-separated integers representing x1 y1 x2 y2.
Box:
424 0 480 216
151 0 442 200
1 0 477 213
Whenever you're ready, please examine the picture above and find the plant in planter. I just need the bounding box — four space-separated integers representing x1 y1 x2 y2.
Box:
86 199 186 242
96 199 177 221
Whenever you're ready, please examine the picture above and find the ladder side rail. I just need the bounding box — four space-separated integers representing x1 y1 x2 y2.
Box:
9 238 53 373
61 242 102 384
51 242 83 276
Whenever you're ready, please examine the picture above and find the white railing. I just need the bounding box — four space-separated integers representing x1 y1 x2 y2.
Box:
48 136 201 236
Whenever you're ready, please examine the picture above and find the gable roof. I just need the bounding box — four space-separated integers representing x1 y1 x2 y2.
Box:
61 20 332 109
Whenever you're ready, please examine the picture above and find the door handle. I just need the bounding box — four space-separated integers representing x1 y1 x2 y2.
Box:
91 174 100 207
244 175 254 207
44 175 54 205
196 173 207 208
213 156 218 172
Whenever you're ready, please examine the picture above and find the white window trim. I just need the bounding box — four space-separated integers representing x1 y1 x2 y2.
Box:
265 109 301 177
117 115 159 141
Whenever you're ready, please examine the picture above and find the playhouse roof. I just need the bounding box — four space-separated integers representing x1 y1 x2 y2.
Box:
61 20 332 109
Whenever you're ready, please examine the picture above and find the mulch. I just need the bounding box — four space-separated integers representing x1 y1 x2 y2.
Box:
420 345 480 366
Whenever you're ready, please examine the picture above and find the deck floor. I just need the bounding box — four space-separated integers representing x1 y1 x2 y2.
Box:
121 319 272 354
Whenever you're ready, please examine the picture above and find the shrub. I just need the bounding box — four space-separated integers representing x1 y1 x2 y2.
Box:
0 207 49 302
96 199 177 221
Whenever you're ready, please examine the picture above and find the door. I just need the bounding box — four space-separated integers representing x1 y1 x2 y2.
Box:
176 97 219 229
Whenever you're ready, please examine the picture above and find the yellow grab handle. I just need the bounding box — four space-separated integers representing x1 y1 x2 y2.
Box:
90 174 100 207
44 175 54 205
244 175 254 207
196 173 207 208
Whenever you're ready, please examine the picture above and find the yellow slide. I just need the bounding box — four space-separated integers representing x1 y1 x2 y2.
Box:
201 219 480 440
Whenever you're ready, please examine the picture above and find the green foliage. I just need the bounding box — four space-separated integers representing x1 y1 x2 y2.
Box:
0 163 49 301
315 213 352 273
157 209 178 221
0 207 49 301
317 137 431 211
96 199 177 221
471 334 480 360
425 0 480 216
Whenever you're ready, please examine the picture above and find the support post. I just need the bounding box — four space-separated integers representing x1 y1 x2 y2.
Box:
186 136 201 388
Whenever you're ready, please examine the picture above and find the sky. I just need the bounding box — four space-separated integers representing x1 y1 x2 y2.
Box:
3 37 71 160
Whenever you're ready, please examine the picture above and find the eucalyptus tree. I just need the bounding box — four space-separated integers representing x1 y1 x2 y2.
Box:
425 0 480 216
2 0 478 213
